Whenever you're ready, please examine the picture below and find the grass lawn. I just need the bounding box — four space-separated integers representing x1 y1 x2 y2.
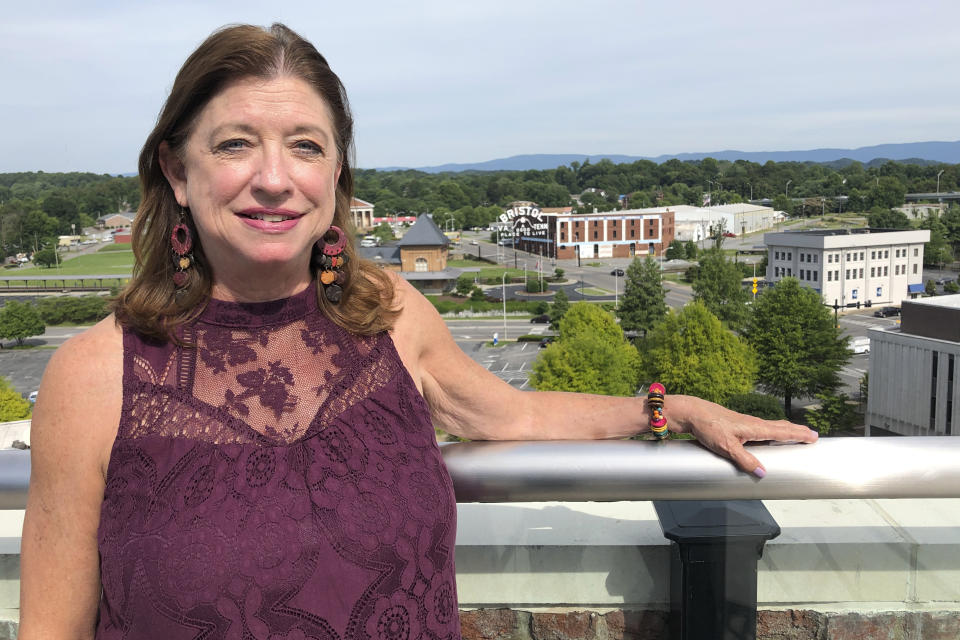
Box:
3 244 134 285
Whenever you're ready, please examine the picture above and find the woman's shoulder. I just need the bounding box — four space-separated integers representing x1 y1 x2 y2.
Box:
32 315 124 471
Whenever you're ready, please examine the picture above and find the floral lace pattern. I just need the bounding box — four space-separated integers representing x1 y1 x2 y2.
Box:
97 287 460 640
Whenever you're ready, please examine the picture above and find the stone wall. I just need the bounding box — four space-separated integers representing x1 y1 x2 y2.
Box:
460 609 960 640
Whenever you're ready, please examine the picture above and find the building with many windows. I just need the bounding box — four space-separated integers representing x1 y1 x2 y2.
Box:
867 295 960 436
501 206 675 260
764 228 931 307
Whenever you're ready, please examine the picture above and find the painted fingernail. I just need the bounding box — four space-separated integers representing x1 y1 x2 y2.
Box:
753 467 766 479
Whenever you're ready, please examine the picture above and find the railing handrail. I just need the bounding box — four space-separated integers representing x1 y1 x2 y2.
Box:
3 437 959 508
440 437 960 502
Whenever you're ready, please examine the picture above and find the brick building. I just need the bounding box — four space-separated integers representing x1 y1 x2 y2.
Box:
502 206 675 260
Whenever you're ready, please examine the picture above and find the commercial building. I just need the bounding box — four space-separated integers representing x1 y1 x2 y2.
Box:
764 228 931 307
501 205 675 260
634 203 782 242
866 295 960 436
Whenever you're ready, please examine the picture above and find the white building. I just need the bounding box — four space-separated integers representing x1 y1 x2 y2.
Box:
866 295 960 436
637 203 782 242
764 228 931 307
350 197 375 231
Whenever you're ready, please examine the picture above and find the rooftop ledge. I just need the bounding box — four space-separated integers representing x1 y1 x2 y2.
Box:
1 439 959 637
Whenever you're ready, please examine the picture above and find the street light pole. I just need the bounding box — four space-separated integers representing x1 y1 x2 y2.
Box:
501 271 508 342
937 169 945 195
785 180 792 198
615 271 619 308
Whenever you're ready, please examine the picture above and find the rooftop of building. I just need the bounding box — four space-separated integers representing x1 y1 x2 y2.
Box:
396 214 449 247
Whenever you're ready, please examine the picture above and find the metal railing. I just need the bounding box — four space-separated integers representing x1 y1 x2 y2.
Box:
440 437 960 502
3 437 959 508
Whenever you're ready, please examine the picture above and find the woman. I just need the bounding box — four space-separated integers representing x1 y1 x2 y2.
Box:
19 23 816 640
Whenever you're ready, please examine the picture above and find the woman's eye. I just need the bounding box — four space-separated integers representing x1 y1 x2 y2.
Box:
217 139 248 152
295 140 322 154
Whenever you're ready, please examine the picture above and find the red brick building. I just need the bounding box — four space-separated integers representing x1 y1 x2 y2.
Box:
507 207 676 260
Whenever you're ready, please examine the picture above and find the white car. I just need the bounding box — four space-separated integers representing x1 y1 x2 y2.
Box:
28 390 38 404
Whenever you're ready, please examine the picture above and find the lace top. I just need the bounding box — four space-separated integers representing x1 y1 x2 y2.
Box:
96 286 460 640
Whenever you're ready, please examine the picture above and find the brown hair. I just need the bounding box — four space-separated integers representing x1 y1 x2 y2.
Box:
112 23 396 340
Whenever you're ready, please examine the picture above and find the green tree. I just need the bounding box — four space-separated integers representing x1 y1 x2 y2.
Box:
665 239 684 260
549 287 570 330
469 286 485 302
683 240 698 260
925 279 937 296
869 176 906 209
617 256 667 335
530 303 642 396
945 280 960 294
725 393 785 420
0 377 32 421
371 222 394 245
641 302 756 404
804 391 857 435
744 278 850 418
0 300 46 346
692 249 751 330
32 247 60 268
921 217 953 268
772 193 793 215
867 209 911 229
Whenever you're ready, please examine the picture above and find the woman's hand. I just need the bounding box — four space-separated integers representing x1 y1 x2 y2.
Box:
670 394 818 478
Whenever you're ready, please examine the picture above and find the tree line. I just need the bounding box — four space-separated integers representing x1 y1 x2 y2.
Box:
4 157 960 263
0 172 139 259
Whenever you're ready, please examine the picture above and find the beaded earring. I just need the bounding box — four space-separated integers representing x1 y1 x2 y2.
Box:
313 225 348 303
647 382 669 440
171 210 194 289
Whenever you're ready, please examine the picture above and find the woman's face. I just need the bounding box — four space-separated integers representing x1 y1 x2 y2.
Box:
160 75 341 299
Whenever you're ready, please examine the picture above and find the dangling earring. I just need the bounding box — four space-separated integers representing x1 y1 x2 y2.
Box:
313 225 347 303
171 209 194 288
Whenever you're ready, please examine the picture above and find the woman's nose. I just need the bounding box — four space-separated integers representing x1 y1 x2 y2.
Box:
251 147 294 197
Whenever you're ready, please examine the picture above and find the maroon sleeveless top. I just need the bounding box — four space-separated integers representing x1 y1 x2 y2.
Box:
96 286 460 640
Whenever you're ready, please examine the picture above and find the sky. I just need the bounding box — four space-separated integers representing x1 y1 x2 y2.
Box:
2 0 960 174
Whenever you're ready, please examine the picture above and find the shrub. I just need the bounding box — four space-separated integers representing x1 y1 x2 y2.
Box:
469 287 485 302
554 268 565 279
0 377 31 421
525 279 548 293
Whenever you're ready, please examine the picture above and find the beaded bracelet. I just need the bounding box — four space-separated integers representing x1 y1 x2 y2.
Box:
647 382 669 440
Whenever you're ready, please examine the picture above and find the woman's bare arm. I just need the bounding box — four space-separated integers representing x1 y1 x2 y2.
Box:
390 278 816 476
19 318 123 639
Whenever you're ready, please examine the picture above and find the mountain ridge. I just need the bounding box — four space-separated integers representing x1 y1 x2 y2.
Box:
372 140 960 173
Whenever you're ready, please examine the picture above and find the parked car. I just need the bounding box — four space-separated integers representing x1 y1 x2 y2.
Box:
723 232 736 237
851 336 870 354
28 390 38 404
530 314 550 324
873 307 900 318
538 336 555 348
469 240 479 245
610 268 625 276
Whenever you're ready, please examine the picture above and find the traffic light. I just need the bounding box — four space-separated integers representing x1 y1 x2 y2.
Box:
751 277 758 295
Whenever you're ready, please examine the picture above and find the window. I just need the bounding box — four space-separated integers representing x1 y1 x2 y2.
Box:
913 264 918 274
593 231 598 239
859 252 864 261
813 271 818 282
894 265 899 275
914 248 919 257
835 270 840 281
612 229 617 238
827 254 832 263
813 255 818 263
884 250 889 258
871 251 876 259
800 253 805 263
788 268 792 276
799 270 804 280
775 251 780 260
788 252 792 260
828 271 833 281
884 266 888 276
859 268 863 278
630 230 635 238
846 269 851 279
415 257 428 272
871 267 875 277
